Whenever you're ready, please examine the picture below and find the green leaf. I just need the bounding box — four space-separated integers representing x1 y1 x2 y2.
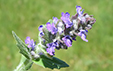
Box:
33 55 69 69
12 31 31 59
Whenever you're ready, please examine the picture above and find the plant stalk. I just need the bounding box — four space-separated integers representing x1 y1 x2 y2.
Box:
14 55 33 71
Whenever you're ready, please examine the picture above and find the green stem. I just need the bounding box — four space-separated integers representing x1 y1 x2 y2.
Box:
14 55 33 71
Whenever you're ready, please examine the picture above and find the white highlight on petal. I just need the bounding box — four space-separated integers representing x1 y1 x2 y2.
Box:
31 51 35 56
57 21 64 34
73 19 78 30
34 54 40 59
69 31 73 36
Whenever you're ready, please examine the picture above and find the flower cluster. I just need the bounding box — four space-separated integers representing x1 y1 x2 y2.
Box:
25 6 96 57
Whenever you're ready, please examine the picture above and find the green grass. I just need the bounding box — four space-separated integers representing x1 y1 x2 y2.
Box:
0 0 113 71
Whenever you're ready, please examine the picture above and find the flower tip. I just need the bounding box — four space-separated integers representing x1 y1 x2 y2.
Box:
85 39 88 42
61 12 65 16
82 38 88 42
76 5 81 8
39 25 43 27
66 12 70 15
26 36 30 39
38 25 43 31
25 36 30 44
46 22 51 25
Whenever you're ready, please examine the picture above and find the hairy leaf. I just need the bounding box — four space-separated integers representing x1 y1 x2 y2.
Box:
33 55 69 69
12 31 31 59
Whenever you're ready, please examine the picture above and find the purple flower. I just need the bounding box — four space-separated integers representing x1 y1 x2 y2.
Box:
61 12 73 28
39 32 44 37
53 17 58 24
46 43 56 56
25 37 35 50
76 6 86 22
62 35 72 47
46 22 58 34
78 30 88 42
76 5 84 17
38 25 44 37
38 25 43 32
46 40 60 55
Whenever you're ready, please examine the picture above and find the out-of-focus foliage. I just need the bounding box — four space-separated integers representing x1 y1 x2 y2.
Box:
0 0 113 71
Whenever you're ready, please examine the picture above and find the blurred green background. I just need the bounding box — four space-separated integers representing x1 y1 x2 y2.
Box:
0 0 113 71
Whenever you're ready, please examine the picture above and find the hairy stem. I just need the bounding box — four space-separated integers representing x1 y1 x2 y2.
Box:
14 55 33 71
